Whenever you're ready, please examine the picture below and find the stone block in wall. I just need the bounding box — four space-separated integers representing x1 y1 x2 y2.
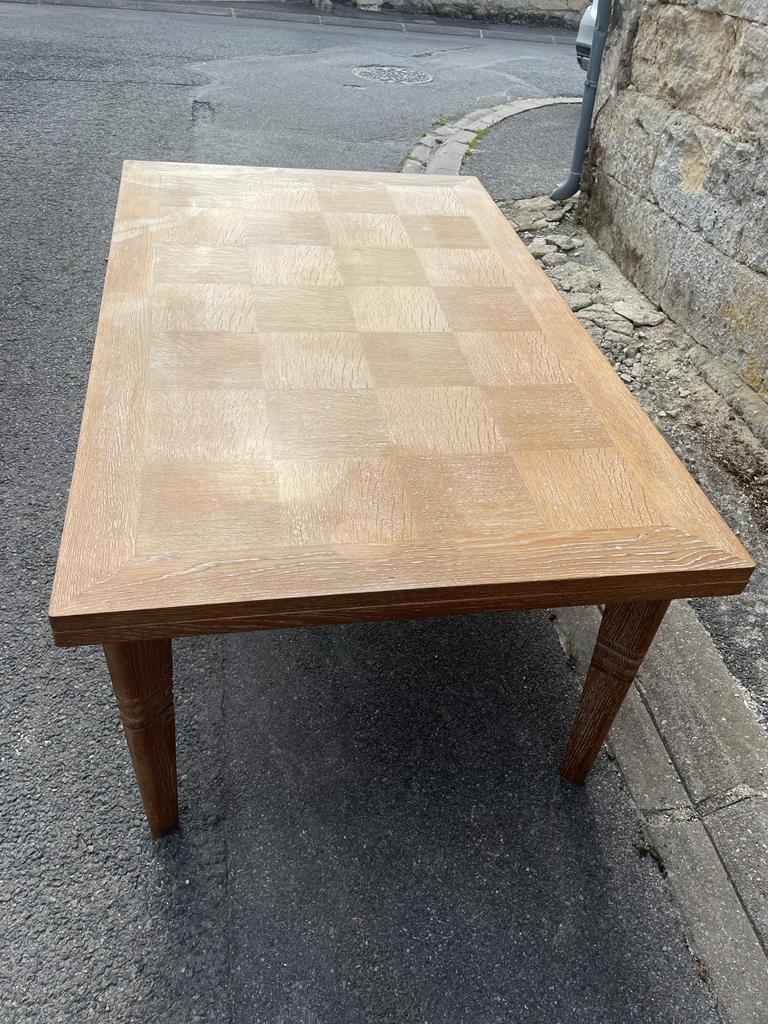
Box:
698 131 767 278
738 201 768 279
521 0 582 10
737 23 768 133
594 0 642 105
592 91 668 199
587 173 767 394
662 230 768 392
587 0 768 401
649 113 767 269
586 172 680 305
593 93 768 277
697 0 768 26
669 0 768 20
632 4 768 135
706 132 768 207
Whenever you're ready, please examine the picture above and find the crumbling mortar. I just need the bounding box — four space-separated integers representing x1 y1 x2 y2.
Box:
696 787 768 818
643 806 698 822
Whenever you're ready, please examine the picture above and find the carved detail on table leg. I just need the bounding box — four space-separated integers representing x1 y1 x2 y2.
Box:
103 639 179 836
560 600 670 785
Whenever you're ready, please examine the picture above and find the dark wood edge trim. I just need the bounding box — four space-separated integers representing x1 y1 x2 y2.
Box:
49 565 752 647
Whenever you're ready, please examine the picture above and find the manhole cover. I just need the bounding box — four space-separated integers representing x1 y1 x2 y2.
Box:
352 65 433 85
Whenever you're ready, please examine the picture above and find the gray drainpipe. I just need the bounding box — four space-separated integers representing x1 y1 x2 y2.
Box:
550 0 612 201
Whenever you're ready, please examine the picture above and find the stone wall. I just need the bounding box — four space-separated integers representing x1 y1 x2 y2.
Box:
584 0 768 401
327 0 585 28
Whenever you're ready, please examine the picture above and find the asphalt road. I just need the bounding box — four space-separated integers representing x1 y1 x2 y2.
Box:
0 5 720 1022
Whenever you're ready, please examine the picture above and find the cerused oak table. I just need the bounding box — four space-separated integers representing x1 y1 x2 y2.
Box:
49 161 754 836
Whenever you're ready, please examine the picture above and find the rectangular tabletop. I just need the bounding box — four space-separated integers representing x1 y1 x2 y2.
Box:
49 161 754 645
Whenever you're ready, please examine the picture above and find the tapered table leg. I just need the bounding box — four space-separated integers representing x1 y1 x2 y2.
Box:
561 600 670 785
103 638 178 836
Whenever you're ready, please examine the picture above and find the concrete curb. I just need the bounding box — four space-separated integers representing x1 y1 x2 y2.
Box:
553 604 768 1024
2 0 577 41
402 96 581 176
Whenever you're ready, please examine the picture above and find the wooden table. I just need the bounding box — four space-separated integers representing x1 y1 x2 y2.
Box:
49 161 754 836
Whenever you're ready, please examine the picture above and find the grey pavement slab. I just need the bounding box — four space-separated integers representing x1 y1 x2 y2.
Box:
0 3 720 1020
462 100 583 200
610 684 692 814
707 796 768 943
639 602 768 807
424 138 464 172
646 816 768 1024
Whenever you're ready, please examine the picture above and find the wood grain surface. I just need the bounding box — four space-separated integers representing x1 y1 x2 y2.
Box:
103 638 178 835
49 162 754 645
560 600 670 784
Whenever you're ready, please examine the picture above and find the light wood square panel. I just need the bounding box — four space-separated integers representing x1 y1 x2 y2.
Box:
153 244 252 285
436 287 539 332
276 457 411 545
416 247 517 288
316 184 396 214
386 185 468 217
259 333 371 390
514 448 661 531
335 248 427 287
348 287 449 333
160 173 321 211
155 284 354 333
361 333 474 386
484 385 610 449
402 215 487 248
153 284 259 333
137 462 286 556
50 162 753 651
398 456 543 538
457 332 571 385
249 245 342 287
163 210 331 247
240 212 331 245
149 332 264 389
266 390 389 458
326 213 410 249
379 387 504 455
145 389 271 462
158 209 252 247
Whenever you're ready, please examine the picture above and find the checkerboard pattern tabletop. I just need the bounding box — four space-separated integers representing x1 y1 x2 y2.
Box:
142 165 652 552
49 162 752 645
